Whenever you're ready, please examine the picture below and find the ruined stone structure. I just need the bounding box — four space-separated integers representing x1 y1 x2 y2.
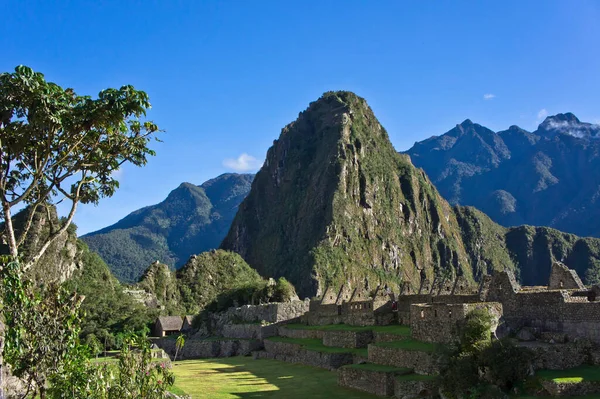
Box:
305 261 600 345
410 302 502 344
548 261 586 290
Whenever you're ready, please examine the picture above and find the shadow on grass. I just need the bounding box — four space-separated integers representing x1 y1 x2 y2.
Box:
172 356 378 399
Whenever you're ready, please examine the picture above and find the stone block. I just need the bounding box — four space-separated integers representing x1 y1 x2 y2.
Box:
368 344 441 375
394 377 438 399
323 330 373 348
338 366 397 396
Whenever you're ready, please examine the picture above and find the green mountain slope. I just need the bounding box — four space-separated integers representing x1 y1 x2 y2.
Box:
221 92 600 297
455 206 600 286
82 173 254 282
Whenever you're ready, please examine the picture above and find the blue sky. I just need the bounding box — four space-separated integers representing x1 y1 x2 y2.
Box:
2 1 599 235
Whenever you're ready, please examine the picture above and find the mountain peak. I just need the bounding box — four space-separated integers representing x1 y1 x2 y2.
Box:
459 119 474 127
222 92 474 297
536 112 599 139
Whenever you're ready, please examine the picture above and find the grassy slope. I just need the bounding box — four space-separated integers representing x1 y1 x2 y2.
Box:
171 357 378 399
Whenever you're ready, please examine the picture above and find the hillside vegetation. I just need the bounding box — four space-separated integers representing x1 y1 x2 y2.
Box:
137 249 296 315
82 173 254 282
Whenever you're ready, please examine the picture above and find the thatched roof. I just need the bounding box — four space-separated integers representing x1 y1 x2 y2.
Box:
157 316 183 331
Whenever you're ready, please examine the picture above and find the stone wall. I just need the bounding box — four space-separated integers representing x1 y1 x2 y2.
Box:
548 261 585 290
394 378 438 399
338 366 396 396
198 300 310 337
486 270 600 342
322 330 373 348
518 340 600 370
368 344 441 375
410 302 502 344
153 338 261 360
258 340 354 370
277 326 324 340
221 323 277 340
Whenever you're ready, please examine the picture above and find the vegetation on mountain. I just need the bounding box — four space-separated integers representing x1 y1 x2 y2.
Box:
82 173 254 282
64 241 156 349
406 114 600 239
136 249 296 315
455 206 600 285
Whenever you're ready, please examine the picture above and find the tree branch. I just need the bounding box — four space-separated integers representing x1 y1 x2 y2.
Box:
22 172 87 271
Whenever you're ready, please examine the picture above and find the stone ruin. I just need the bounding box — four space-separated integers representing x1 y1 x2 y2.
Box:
306 261 600 344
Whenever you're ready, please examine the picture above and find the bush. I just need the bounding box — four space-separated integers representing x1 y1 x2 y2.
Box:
479 339 534 391
441 308 532 398
457 307 494 354
273 277 296 302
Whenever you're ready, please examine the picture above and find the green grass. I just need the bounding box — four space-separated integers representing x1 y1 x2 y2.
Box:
346 363 412 374
267 336 368 357
373 338 438 353
283 323 410 336
536 365 600 384
171 357 379 398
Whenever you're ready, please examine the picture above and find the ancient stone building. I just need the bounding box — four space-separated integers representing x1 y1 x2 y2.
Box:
410 302 502 343
548 261 585 290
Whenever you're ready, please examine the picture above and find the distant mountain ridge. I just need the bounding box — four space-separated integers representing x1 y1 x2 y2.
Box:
82 173 254 282
405 113 600 238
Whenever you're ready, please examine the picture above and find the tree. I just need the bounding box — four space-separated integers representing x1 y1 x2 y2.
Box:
0 65 163 397
174 333 185 362
0 65 160 268
1 257 85 398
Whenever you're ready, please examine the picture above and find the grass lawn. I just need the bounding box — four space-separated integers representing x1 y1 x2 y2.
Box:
283 323 410 336
536 365 600 384
170 357 379 399
266 336 368 357
373 338 438 353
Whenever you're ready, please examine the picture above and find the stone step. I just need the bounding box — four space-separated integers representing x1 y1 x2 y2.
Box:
260 337 367 370
338 363 413 397
367 340 442 375
153 337 262 360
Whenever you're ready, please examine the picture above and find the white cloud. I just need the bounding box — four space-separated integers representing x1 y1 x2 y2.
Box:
222 153 262 172
537 108 548 122
483 93 496 100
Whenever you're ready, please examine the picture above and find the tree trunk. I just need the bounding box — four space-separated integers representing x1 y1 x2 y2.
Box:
1 200 18 258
